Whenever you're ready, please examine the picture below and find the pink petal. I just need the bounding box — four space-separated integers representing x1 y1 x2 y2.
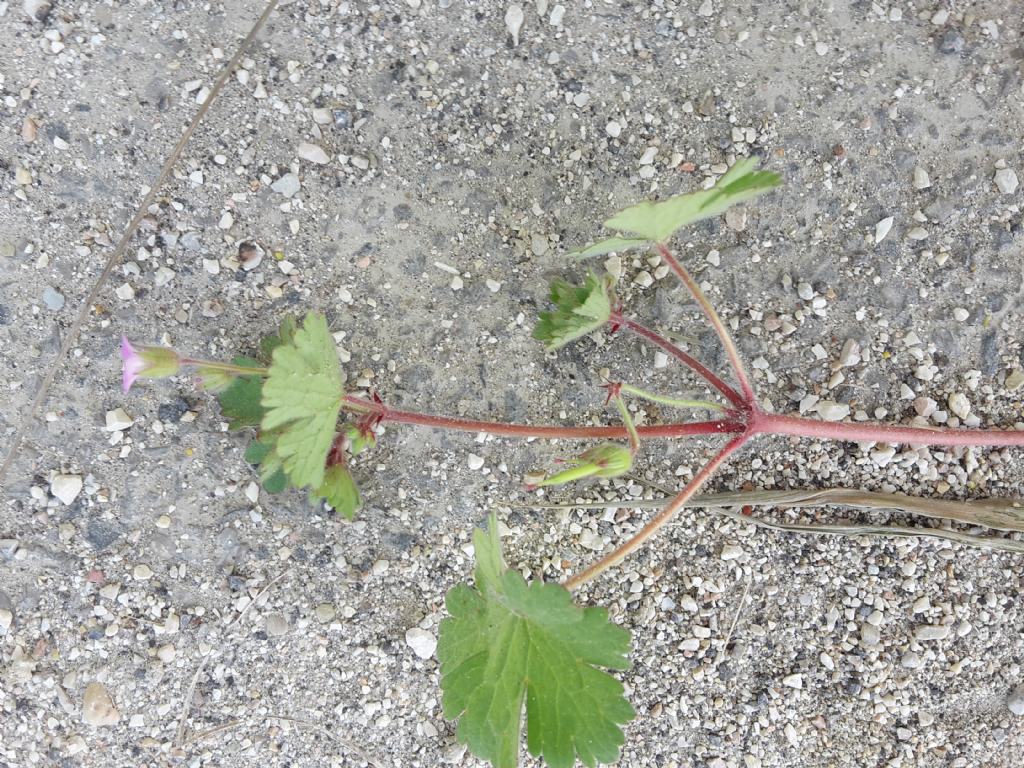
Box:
120 336 141 393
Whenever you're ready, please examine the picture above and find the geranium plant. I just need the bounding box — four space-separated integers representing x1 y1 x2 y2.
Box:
121 159 1024 768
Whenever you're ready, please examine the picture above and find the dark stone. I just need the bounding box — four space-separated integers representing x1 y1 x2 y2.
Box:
85 519 124 550
937 29 965 55
0 305 9 325
157 398 190 423
980 330 1000 376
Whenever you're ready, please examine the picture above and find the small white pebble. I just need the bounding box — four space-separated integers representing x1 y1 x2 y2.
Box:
105 408 134 431
874 216 894 244
947 392 971 419
632 270 653 288
782 674 803 690
815 401 850 422
720 544 743 561
994 167 1019 195
467 453 485 471
405 628 437 660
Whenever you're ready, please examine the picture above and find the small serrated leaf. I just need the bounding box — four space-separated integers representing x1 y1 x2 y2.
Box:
438 514 634 768
603 157 780 243
567 236 650 260
313 463 361 520
533 273 613 351
243 438 289 493
260 314 299 362
217 357 266 429
261 313 343 489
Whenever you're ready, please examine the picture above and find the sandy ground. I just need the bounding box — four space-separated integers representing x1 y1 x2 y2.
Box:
1 1 1023 766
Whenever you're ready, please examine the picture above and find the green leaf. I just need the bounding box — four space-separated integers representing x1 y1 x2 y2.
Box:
243 438 289 493
603 157 780 243
261 313 343 489
260 314 299 362
312 463 361 520
533 273 613 351
567 236 650 260
439 514 634 768
343 424 376 456
217 357 266 429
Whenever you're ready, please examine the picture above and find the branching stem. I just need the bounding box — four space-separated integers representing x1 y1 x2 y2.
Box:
656 243 756 403
614 314 745 409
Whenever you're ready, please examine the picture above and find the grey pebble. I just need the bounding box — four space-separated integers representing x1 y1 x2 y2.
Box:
901 651 922 669
271 173 301 198
42 287 65 311
265 612 289 637
1008 684 1024 716
315 602 336 623
860 623 880 647
913 624 950 642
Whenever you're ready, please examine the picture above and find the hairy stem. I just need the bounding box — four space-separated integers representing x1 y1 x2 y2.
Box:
564 433 748 589
656 243 756 404
182 358 269 376
619 383 724 413
754 412 1024 449
614 396 642 454
342 395 744 441
615 314 745 409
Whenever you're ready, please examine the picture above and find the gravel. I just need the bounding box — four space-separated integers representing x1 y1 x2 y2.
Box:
2 1 1023 767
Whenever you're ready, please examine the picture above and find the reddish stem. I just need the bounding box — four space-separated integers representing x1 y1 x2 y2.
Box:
615 313 746 410
342 395 744 440
753 412 1024 449
656 243 757 403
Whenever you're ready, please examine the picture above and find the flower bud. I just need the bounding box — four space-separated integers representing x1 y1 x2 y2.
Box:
120 337 181 393
527 443 633 488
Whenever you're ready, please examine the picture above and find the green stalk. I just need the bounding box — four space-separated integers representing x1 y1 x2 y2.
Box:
619 383 724 412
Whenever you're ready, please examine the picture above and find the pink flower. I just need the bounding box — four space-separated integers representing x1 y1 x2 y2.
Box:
120 336 181 393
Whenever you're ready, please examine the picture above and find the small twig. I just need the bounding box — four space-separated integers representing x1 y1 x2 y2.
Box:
521 489 1024 553
656 243 756 404
175 568 291 747
516 487 1024 533
705 506 1024 554
183 719 243 746
0 0 282 484
720 576 752 651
